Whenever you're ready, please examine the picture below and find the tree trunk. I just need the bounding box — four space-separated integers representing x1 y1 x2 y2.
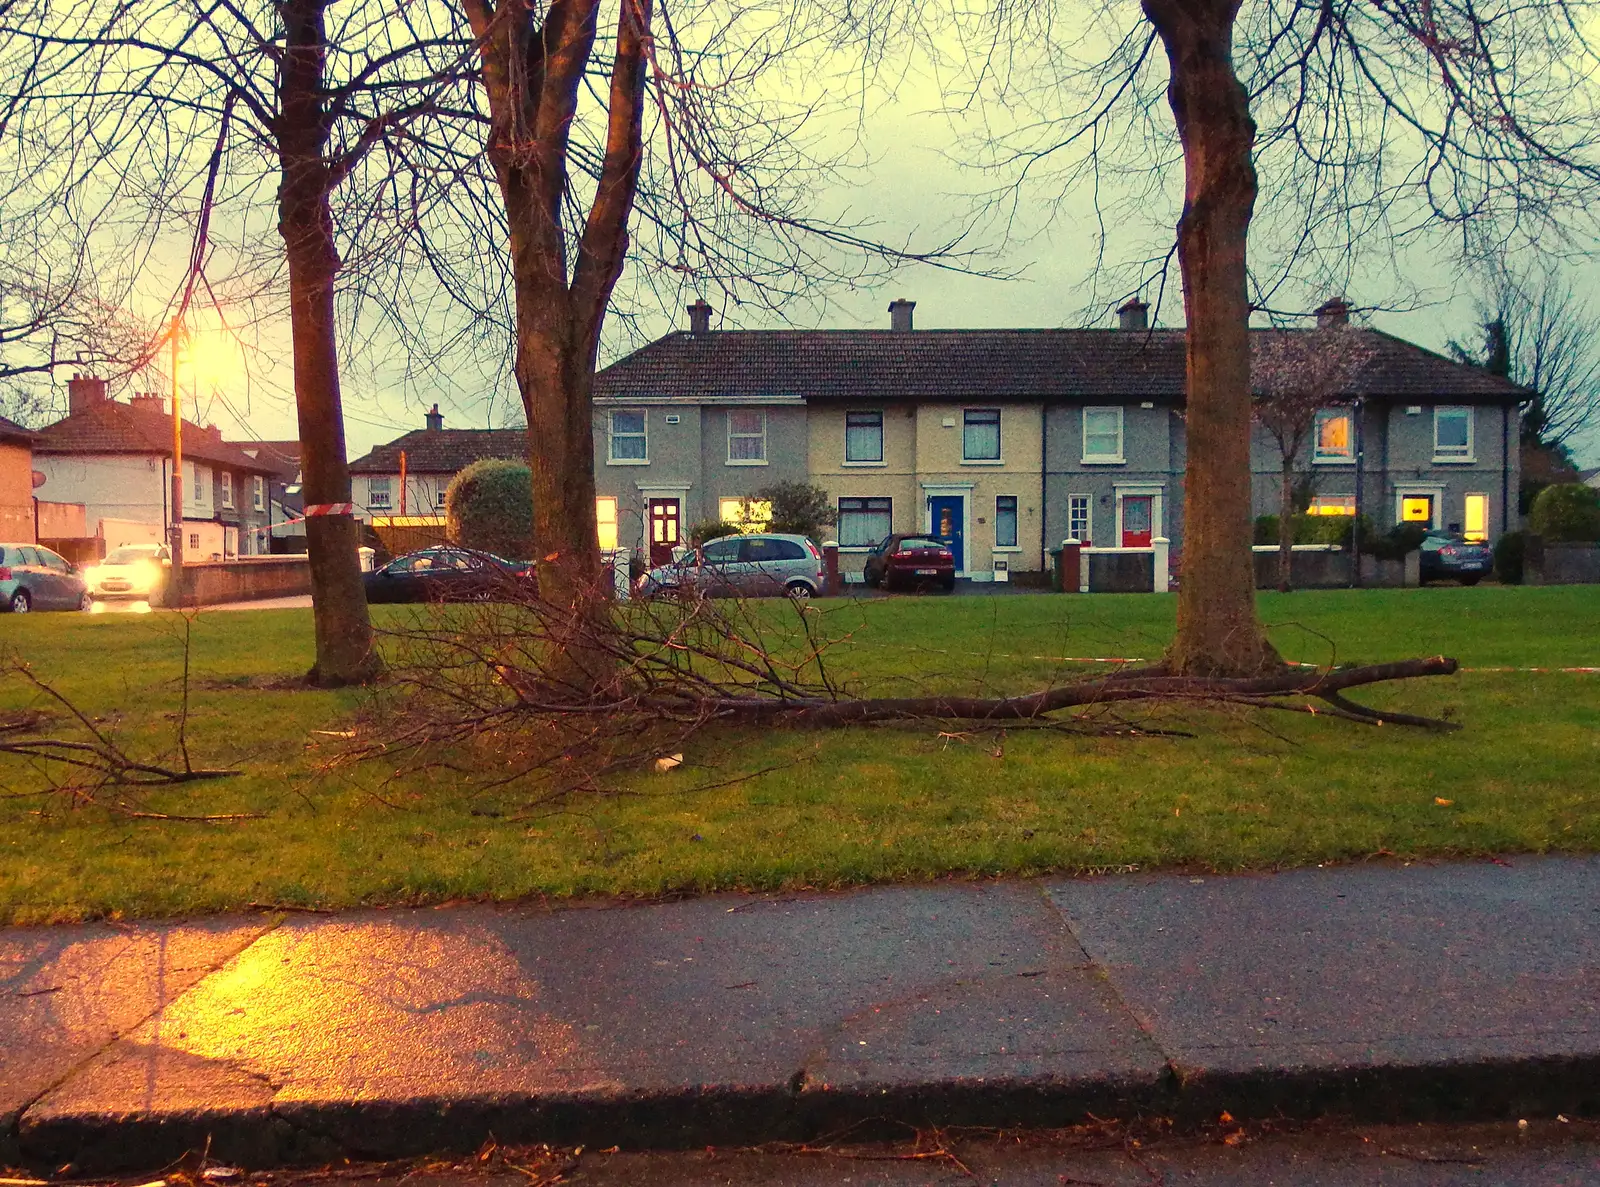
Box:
278 0 378 687
1278 458 1296 592
1144 0 1281 676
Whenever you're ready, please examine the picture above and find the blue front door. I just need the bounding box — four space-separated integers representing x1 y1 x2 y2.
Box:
928 496 964 573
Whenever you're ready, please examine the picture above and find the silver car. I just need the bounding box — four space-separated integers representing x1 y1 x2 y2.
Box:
638 533 825 599
1 543 92 612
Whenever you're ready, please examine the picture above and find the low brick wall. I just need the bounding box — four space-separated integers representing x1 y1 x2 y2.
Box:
1252 547 1353 589
1527 538 1600 585
1088 550 1155 593
165 557 312 606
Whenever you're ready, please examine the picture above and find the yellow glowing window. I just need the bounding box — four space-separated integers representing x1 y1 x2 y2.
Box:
719 497 772 532
596 497 618 550
1313 409 1353 461
1464 494 1488 542
1401 496 1434 524
1308 495 1356 516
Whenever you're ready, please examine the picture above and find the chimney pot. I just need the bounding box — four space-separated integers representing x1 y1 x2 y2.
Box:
1315 297 1351 329
67 375 108 415
1116 298 1149 331
129 393 166 416
686 299 713 335
425 403 443 432
888 299 916 332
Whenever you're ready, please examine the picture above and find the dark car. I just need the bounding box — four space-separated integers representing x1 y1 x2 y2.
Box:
0 543 92 612
1418 530 1493 585
862 534 956 592
362 547 534 604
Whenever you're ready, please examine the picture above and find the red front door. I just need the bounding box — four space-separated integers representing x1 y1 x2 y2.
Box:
648 499 681 567
1121 496 1153 548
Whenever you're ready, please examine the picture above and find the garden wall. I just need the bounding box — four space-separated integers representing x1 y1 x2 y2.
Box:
1251 546 1353 589
164 557 312 607
1526 538 1600 586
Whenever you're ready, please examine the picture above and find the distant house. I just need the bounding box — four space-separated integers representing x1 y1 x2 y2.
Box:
0 415 38 543
32 377 279 559
232 438 304 551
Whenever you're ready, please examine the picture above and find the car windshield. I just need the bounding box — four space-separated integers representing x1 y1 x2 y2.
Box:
1428 531 1468 545
104 546 163 564
897 538 945 551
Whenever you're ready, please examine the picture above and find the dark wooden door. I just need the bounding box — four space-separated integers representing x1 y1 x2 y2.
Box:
648 499 681 567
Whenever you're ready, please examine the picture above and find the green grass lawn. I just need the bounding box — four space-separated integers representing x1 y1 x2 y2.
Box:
1 586 1597 925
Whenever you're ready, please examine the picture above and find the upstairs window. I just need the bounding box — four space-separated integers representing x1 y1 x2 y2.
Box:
845 410 884 462
1313 408 1354 462
368 476 392 508
1082 407 1124 463
963 409 1001 461
252 475 265 511
609 410 648 462
221 471 234 509
727 409 767 463
1433 406 1473 461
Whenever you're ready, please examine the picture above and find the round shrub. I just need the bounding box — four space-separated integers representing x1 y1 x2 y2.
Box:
444 459 534 560
1529 483 1600 543
689 519 742 546
1362 522 1428 562
1493 530 1526 584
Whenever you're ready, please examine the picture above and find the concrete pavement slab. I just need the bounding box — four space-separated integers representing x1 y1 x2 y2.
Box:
0 917 277 1164
20 882 1164 1170
1045 856 1600 1121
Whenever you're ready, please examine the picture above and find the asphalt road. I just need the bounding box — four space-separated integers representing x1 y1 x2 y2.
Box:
84 594 314 613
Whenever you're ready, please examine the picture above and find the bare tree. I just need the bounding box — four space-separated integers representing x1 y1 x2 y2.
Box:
939 0 1600 676
1252 326 1376 591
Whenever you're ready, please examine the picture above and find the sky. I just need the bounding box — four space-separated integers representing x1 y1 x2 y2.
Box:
91 7 1600 471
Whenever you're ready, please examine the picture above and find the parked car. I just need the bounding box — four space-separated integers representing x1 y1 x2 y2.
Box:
861 534 956 592
362 546 535 604
636 533 825 599
84 543 170 600
1418 529 1493 585
0 543 92 612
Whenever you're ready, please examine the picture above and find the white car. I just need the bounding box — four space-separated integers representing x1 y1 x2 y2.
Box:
85 543 171 599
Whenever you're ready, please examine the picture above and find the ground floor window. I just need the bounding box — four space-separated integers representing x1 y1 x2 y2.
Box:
1308 494 1356 516
995 495 1018 547
838 496 892 547
596 497 618 550
1067 494 1090 544
719 497 773 532
1464 493 1489 542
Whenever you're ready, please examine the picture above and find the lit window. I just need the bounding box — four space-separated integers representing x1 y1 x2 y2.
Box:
1068 494 1091 544
1433 406 1473 460
1313 409 1353 462
1401 495 1434 524
221 472 234 508
252 475 265 511
719 497 773 532
963 409 1001 461
1308 495 1356 516
368 476 392 509
596 497 618 550
995 496 1018 548
727 409 767 463
1464 493 1489 542
838 497 892 547
845 411 884 462
1082 407 1124 462
609 410 648 462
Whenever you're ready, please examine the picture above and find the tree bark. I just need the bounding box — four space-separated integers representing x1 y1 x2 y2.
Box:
277 0 378 686
1144 0 1281 676
1278 457 1296 591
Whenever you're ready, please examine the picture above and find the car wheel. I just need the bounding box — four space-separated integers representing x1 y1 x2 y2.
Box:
1458 574 1482 586
785 580 813 602
79 591 94 611
941 577 956 592
9 589 29 613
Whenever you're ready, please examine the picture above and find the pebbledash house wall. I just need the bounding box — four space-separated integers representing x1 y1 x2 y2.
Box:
591 398 809 557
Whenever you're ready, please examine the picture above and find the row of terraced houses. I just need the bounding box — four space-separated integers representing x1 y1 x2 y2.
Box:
348 298 1525 582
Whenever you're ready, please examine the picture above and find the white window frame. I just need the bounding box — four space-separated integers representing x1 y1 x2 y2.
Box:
994 495 1020 550
1067 493 1092 545
367 475 392 509
1307 494 1356 516
844 410 884 465
1394 484 1445 530
252 474 265 512
1312 407 1355 464
726 409 768 465
221 471 234 509
436 487 448 509
1432 406 1474 463
607 409 650 465
1463 492 1490 542
961 408 1002 463
1082 407 1125 464
837 496 893 550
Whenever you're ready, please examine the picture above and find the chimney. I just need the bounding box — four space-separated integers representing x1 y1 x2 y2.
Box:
1116 297 1149 331
686 298 713 335
1315 297 1351 329
68 374 108 415
888 299 916 332
129 393 166 416
425 403 443 432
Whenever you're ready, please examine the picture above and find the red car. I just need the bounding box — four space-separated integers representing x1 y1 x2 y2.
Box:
862 534 956 592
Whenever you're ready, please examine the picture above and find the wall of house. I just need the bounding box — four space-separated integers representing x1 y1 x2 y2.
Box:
1044 403 1180 553
355 471 453 519
33 454 166 540
809 403 920 574
697 404 809 529
0 440 35 543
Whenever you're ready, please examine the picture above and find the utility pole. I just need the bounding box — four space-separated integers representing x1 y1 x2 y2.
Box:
170 317 185 591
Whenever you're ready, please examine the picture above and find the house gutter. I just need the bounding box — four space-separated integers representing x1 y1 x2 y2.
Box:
1502 400 1512 533
1040 403 1049 567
